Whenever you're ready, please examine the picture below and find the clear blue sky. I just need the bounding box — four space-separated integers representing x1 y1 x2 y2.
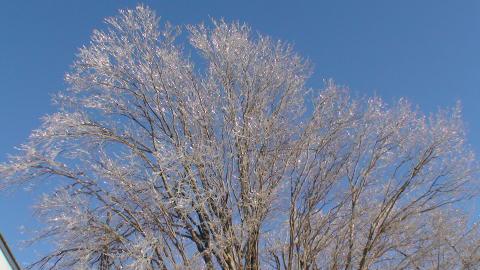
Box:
1 0 479 266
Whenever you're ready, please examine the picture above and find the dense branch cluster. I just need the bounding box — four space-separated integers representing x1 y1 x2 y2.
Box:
1 6 479 270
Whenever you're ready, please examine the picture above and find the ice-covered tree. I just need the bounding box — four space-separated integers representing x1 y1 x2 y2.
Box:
1 5 479 270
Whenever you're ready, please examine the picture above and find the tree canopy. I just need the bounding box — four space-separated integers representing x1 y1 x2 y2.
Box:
1 5 479 270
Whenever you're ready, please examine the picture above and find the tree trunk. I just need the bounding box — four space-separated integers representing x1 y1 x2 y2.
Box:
245 229 260 270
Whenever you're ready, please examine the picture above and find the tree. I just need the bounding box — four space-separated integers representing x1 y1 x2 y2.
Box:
1 5 479 270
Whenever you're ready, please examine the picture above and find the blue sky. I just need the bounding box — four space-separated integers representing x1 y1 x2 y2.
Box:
1 0 479 266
